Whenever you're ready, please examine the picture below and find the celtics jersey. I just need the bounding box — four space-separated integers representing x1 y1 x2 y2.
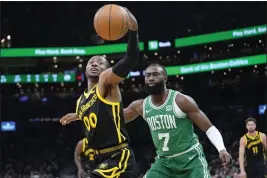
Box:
143 89 199 156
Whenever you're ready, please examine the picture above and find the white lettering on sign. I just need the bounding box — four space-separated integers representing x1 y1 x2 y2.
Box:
159 41 171 48
35 48 86 56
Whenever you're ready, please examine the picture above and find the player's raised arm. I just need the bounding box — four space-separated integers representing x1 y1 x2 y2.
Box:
175 94 231 166
238 136 247 177
99 9 139 87
123 99 143 123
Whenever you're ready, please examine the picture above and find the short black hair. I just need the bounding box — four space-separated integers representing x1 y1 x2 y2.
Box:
245 117 256 125
145 63 167 76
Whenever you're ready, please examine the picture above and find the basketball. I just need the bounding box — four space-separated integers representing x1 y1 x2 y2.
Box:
94 4 129 41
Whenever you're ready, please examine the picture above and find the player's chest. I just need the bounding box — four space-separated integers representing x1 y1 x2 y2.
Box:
246 137 262 149
146 113 179 131
78 94 99 119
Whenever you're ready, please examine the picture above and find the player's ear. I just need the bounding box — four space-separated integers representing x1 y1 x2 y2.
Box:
164 76 168 83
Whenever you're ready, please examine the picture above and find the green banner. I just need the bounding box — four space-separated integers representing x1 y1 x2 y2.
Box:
0 73 76 83
175 24 266 48
166 54 266 75
0 42 144 58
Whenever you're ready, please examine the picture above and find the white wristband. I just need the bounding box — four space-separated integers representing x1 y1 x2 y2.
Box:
206 126 226 153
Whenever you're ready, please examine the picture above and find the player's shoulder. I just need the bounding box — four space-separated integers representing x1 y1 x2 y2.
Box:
259 132 266 137
77 140 83 146
174 91 196 106
131 99 144 108
239 136 247 147
240 135 247 142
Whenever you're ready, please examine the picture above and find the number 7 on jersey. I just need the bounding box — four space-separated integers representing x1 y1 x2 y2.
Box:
158 133 170 151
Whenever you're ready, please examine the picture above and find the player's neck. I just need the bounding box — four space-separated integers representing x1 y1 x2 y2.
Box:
247 130 257 136
150 89 169 105
87 79 98 91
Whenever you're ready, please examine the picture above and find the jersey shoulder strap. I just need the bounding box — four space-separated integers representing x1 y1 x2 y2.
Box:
243 135 248 146
171 90 187 118
76 95 83 115
143 96 149 120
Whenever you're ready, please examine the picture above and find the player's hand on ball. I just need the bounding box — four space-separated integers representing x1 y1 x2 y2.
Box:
123 7 138 31
60 113 78 125
219 150 232 167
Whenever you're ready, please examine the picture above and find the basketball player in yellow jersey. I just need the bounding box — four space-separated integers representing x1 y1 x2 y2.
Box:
238 118 267 178
60 9 139 178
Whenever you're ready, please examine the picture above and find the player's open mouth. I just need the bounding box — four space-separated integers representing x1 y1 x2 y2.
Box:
90 68 98 72
148 84 155 86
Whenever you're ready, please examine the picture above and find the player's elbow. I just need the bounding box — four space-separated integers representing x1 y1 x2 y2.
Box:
124 117 134 123
111 55 139 80
123 109 134 123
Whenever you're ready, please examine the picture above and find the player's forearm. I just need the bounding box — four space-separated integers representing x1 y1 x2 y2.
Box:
123 109 139 123
124 115 138 123
74 155 84 170
112 30 140 78
239 154 245 171
206 126 226 152
126 30 139 60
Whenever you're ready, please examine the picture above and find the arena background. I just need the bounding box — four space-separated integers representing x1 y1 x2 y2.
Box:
0 1 266 178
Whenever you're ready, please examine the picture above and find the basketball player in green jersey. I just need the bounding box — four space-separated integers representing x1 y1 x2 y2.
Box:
123 63 232 178
60 8 139 178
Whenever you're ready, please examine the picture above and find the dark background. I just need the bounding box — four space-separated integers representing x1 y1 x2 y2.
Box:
1 1 266 178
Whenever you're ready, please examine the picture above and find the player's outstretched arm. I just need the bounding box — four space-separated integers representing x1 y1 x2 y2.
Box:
60 113 80 125
60 96 81 125
176 94 231 166
123 99 143 123
99 9 139 87
238 137 246 176
75 140 86 178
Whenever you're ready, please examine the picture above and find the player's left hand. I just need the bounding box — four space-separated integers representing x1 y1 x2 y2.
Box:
219 149 232 168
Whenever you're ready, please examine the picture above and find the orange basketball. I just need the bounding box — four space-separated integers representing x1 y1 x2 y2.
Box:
94 4 129 41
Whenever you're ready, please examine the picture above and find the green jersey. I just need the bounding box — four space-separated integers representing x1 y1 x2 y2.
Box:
143 89 199 156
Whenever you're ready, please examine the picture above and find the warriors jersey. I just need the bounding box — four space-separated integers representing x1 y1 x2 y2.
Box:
82 138 94 161
76 84 129 149
244 131 266 166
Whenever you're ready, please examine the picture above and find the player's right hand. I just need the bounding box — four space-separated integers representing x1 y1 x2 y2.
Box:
60 113 79 125
77 169 86 178
238 170 246 178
